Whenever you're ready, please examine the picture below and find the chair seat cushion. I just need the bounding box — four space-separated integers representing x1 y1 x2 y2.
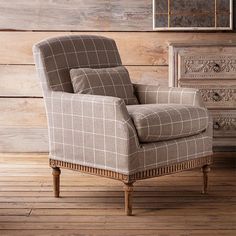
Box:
127 104 209 143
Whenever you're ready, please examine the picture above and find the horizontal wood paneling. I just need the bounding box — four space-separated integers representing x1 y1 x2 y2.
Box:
127 66 168 85
1 32 236 65
0 65 168 97
0 65 41 96
0 128 48 152
0 0 235 32
0 0 152 31
0 98 46 127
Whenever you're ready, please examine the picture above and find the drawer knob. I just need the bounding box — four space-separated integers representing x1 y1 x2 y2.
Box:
213 122 220 130
212 63 221 72
212 92 222 101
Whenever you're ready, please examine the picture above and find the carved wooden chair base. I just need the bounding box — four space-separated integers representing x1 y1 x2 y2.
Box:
50 156 212 216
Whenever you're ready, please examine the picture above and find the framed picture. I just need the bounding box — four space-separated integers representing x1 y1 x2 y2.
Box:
153 0 233 31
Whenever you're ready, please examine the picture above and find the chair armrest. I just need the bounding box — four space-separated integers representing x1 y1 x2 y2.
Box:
44 91 139 174
134 84 205 107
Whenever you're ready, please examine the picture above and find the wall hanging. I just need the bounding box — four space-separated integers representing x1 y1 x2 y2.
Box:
153 0 233 31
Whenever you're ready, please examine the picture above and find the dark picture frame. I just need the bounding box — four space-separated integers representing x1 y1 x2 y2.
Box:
153 0 233 31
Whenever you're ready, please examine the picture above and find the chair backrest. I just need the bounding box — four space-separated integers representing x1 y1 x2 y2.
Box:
33 35 122 93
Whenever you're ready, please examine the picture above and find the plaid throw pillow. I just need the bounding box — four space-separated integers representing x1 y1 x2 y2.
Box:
70 66 139 105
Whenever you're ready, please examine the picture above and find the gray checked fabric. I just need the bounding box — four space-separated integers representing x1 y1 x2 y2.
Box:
33 35 122 94
33 35 213 175
44 92 139 173
134 84 206 107
127 104 209 142
70 66 138 105
138 122 212 172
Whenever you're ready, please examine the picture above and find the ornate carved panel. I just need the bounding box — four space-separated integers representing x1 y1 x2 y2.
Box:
213 117 236 132
179 54 236 79
179 83 236 108
212 111 236 137
199 88 235 102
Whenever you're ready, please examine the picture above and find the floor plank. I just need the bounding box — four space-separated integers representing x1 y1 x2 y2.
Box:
0 152 235 235
0 230 235 236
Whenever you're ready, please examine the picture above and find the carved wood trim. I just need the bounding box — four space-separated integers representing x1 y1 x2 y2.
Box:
199 89 235 103
128 156 213 182
178 84 236 108
184 56 236 74
49 155 213 183
213 116 236 131
179 54 236 79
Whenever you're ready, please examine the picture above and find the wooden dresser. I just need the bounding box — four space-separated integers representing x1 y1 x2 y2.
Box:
169 42 236 149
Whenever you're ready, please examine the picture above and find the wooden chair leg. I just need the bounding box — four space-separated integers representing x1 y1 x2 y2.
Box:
52 167 61 198
123 183 134 216
201 165 210 194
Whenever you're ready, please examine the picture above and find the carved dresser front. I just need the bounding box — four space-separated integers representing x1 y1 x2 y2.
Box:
169 42 236 148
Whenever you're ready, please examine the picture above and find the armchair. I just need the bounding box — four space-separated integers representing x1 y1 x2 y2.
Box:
33 35 213 216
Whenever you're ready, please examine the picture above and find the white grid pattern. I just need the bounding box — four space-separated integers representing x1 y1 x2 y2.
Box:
127 104 209 143
70 66 138 105
134 84 206 108
33 35 213 175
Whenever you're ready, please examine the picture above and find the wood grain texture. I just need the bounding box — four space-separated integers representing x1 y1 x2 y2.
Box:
0 98 46 127
0 65 168 97
0 128 48 152
0 153 235 234
0 97 48 152
0 0 152 31
0 65 41 96
0 0 235 32
1 32 236 65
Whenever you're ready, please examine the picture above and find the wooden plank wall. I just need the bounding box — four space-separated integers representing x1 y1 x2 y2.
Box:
0 1 235 152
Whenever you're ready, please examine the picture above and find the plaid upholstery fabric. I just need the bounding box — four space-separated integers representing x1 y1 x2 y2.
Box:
45 91 139 174
43 91 212 175
134 84 205 107
137 123 212 172
33 35 213 175
70 66 138 105
33 35 122 93
127 104 209 142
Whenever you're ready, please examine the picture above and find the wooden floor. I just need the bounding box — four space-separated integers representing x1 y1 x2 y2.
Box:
0 153 235 236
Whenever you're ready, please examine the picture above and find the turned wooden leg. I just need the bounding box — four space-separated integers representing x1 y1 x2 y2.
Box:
52 167 61 197
201 165 210 194
123 183 134 216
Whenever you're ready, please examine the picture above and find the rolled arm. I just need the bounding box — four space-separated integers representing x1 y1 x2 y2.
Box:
134 84 205 107
44 91 140 174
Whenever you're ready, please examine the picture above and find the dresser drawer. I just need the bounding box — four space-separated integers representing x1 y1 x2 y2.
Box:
178 53 236 80
211 110 236 138
179 82 236 109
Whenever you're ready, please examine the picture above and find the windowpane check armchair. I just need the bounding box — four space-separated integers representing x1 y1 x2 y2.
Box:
33 35 213 216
